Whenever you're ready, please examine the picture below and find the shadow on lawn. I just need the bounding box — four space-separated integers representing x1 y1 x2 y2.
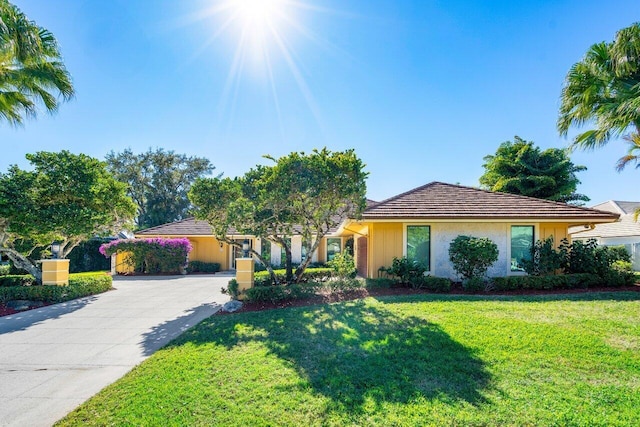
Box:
179 300 491 413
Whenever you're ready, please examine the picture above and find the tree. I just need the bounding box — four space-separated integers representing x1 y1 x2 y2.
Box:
558 22 640 158
0 151 136 283
479 136 589 204
189 148 368 284
0 0 74 125
105 148 214 229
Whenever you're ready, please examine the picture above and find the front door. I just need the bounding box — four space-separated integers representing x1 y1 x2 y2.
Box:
357 236 368 277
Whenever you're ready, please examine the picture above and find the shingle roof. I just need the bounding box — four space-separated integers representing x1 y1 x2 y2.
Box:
362 182 619 221
136 218 218 236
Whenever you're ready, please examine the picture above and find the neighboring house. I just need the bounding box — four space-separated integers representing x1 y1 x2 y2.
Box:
129 182 619 279
570 201 640 271
131 218 353 274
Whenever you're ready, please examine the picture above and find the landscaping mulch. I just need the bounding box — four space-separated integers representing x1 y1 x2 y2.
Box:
221 282 640 314
0 301 53 317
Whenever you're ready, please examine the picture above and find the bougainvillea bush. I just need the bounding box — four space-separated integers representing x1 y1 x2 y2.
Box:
100 238 193 274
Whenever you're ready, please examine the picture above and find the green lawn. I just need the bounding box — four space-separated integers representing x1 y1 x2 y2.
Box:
58 293 640 426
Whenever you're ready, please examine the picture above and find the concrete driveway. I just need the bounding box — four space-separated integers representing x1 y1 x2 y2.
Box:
0 274 231 427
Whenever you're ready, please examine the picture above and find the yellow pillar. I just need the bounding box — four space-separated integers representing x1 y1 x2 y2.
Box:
235 258 254 300
41 259 70 285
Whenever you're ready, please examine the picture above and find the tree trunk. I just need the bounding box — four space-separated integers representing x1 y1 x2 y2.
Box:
0 248 42 284
248 247 279 285
293 233 324 283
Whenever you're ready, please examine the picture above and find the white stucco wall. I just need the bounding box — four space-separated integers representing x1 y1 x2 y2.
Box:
430 223 510 280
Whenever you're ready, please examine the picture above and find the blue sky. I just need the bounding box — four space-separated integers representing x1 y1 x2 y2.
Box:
2 0 638 204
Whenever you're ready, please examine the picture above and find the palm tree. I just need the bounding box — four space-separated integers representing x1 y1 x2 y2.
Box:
0 0 74 125
615 133 640 171
558 23 640 151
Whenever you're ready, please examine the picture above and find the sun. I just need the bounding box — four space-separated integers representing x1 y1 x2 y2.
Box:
185 0 335 133
234 0 284 27
229 0 287 50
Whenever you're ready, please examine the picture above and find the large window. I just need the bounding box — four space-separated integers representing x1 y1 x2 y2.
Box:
407 225 430 270
326 238 341 261
511 226 534 272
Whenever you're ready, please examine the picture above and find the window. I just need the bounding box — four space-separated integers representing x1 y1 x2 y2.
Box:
326 238 341 261
407 225 430 270
511 226 534 272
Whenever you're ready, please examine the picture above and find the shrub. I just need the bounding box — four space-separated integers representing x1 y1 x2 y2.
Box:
187 261 221 274
385 257 428 287
99 238 192 274
324 278 363 292
559 238 611 276
449 235 499 280
327 252 356 278
490 273 604 292
244 283 318 303
0 272 112 304
222 279 240 299
420 276 452 292
522 237 564 276
0 264 10 276
254 268 334 286
612 260 633 272
0 274 35 287
462 277 487 292
607 245 632 263
364 277 396 289
68 238 112 273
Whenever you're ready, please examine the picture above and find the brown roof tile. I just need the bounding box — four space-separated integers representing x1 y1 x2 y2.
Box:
135 218 218 236
362 182 619 221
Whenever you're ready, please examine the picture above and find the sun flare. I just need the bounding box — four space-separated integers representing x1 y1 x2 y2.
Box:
234 0 284 27
187 0 335 134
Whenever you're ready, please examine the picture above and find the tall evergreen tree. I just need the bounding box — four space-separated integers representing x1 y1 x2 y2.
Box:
480 136 588 205
106 148 215 229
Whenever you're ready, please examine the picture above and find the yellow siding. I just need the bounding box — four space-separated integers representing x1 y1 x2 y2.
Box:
368 222 403 278
317 238 327 264
188 237 230 269
115 251 135 274
539 223 569 247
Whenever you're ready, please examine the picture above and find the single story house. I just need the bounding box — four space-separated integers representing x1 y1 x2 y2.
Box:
570 200 640 271
131 182 619 279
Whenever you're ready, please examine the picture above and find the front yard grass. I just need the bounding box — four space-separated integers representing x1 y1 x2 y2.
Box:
58 292 640 426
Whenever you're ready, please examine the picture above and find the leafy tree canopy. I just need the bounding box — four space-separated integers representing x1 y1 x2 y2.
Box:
0 151 136 282
0 0 74 125
105 148 214 230
479 136 589 204
189 148 368 284
558 22 640 158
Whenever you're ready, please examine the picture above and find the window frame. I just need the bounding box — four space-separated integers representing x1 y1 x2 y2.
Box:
509 225 535 274
326 237 342 262
403 224 431 272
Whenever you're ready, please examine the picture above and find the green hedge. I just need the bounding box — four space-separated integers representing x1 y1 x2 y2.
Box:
0 274 36 287
245 282 319 303
490 272 634 291
417 276 452 292
0 264 10 276
187 261 221 274
0 273 112 304
254 268 334 285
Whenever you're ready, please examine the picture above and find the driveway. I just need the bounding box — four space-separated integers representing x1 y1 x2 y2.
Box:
0 274 231 427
